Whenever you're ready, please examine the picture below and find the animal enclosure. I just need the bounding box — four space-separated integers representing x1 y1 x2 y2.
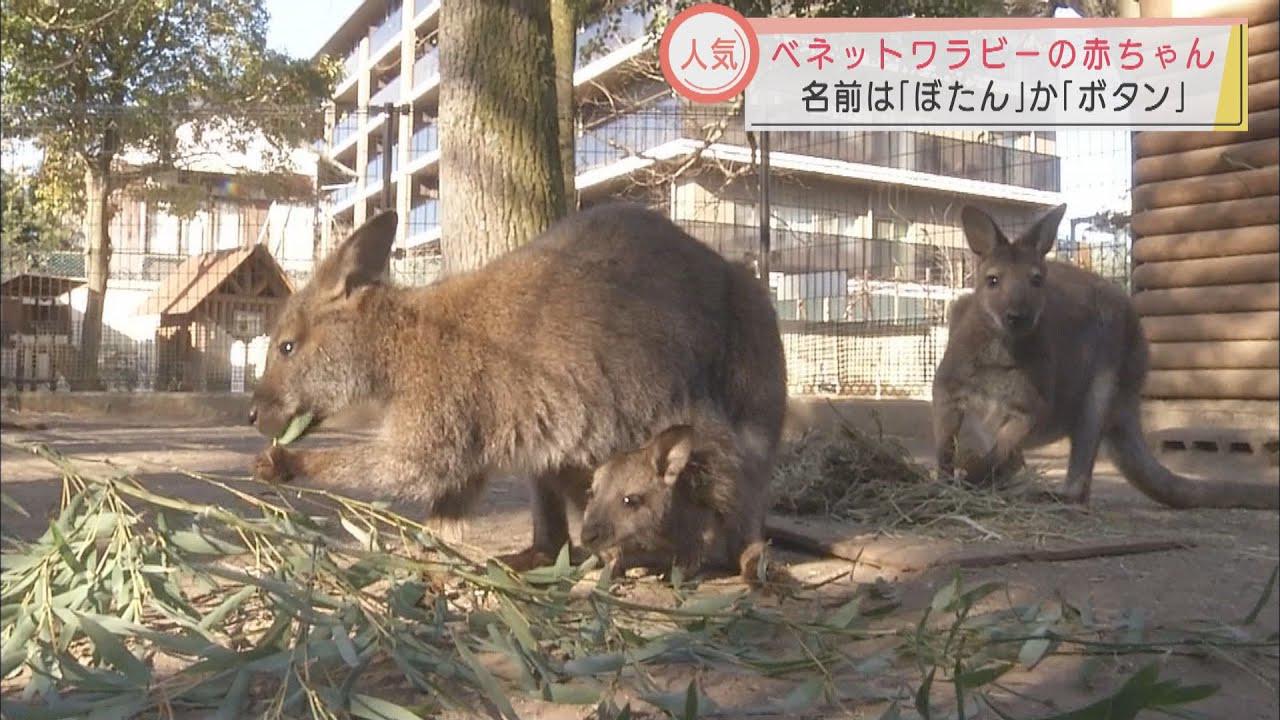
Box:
1 104 1135 399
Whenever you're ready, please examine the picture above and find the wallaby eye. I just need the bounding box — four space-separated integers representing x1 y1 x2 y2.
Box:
986 275 1000 288
278 340 296 357
1030 273 1045 287
622 494 641 508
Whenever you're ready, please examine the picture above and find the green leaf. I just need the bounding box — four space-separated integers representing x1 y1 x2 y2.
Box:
453 634 519 720
1243 564 1279 625
497 597 537 653
212 669 252 720
197 585 255 631
333 622 361 667
563 651 626 676
930 577 959 613
76 614 151 687
1018 636 1053 670
915 667 936 719
825 597 862 629
957 581 1004 610
47 520 85 575
168 529 243 556
542 682 603 705
955 662 1014 690
341 517 375 549
350 694 425 720
1 490 30 518
682 679 699 720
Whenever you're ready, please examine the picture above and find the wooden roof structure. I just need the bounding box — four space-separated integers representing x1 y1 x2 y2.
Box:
139 244 294 320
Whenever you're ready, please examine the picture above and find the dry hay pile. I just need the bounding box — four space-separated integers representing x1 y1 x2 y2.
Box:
770 419 1078 539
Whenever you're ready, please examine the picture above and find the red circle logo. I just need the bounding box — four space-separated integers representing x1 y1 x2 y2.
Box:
659 3 759 104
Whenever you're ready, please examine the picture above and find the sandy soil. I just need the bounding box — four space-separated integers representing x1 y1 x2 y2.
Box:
1 411 1277 719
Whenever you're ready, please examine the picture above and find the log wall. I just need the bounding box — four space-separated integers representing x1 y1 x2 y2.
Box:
1133 0 1280 401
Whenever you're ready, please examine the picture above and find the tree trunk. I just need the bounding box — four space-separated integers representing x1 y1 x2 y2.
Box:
77 166 111 390
439 0 565 274
550 0 578 214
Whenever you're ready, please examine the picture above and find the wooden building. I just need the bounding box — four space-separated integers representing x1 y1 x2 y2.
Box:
139 245 293 391
1126 0 1279 456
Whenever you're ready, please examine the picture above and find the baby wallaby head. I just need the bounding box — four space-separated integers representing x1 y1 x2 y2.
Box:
961 203 1067 338
580 422 737 568
250 211 399 440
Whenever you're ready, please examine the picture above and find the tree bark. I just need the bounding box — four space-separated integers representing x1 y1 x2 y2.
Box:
439 0 565 274
77 166 111 391
550 0 578 214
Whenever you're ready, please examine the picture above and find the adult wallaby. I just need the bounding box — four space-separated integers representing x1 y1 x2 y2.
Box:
932 204 1279 510
249 203 789 567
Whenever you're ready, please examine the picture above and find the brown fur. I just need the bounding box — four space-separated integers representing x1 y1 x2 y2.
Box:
250 203 789 563
579 406 769 583
932 204 1279 510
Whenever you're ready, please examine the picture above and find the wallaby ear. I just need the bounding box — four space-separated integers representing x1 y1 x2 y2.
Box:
960 206 1006 256
651 425 697 487
317 210 398 299
1019 203 1067 257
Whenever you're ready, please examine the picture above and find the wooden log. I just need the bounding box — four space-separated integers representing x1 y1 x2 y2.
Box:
1148 340 1280 369
1132 167 1279 211
1133 253 1280 289
1144 369 1280 400
1132 138 1279 185
1131 196 1280 236
1251 78 1280 113
1141 311 1280 341
1133 282 1280 315
1251 20 1278 56
1252 51 1280 83
1133 109 1279 156
1133 225 1279 262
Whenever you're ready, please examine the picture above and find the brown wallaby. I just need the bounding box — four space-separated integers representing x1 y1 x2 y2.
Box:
579 407 769 583
932 204 1279 510
249 203 789 567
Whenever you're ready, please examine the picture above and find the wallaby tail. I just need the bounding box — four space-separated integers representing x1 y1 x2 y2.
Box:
1106 402 1279 510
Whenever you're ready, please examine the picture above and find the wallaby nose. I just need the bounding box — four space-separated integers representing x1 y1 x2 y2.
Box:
579 523 600 547
247 406 258 426
1005 310 1030 329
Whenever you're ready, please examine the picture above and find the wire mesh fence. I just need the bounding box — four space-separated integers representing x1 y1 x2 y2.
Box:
1 102 1132 397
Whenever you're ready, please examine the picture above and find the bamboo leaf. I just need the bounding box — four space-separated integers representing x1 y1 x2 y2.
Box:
915 667 936 719
930 577 959 613
955 662 1014 690
1 490 30 518
76 614 151 687
1018 636 1053 670
542 682 603 705
1243 564 1279 625
453 633 519 720
333 622 361 667
350 694 425 720
212 669 252 720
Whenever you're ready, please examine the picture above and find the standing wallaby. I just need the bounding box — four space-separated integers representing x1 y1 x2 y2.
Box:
932 204 1279 509
579 407 769 583
249 203 789 567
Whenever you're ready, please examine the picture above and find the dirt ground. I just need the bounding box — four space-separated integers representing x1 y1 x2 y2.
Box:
1 410 1277 719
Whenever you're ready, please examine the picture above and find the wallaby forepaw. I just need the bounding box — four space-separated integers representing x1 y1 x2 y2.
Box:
253 445 296 484
496 546 558 572
739 541 793 589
